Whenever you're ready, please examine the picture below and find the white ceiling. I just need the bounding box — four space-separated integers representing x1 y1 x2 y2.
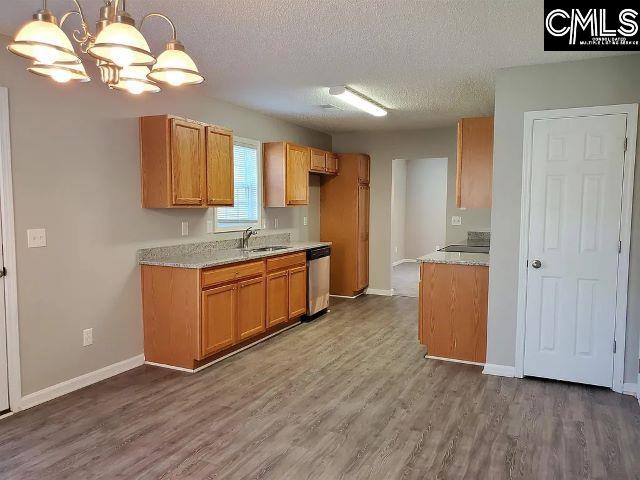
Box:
0 0 624 133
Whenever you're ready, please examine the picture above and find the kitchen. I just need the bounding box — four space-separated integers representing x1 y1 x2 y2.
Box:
0 2 639 479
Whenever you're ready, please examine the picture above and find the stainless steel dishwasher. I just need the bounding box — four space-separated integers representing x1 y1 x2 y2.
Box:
304 246 331 321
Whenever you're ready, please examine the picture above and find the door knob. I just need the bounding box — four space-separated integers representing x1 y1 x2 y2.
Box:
531 259 542 269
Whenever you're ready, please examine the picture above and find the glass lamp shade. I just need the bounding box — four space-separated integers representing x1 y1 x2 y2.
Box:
28 61 90 83
111 66 160 94
147 47 204 86
8 18 79 64
88 22 155 67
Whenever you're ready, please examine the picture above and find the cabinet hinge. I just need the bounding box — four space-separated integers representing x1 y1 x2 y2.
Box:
624 137 628 152
613 340 617 354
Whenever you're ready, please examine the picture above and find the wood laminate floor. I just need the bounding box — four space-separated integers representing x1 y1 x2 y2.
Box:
1 295 639 479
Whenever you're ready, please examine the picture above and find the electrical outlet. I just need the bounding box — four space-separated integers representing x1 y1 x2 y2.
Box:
274 218 279 229
206 220 214 234
451 216 462 226
27 228 46 248
83 328 93 347
303 216 308 226
394 246 398 254
181 221 189 236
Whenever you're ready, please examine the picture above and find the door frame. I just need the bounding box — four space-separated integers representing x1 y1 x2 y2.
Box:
515 103 638 394
0 87 21 411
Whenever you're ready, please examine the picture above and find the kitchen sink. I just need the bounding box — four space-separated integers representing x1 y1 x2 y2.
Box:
247 246 289 252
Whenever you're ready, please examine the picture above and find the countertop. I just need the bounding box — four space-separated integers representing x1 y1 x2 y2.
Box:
417 250 490 266
139 241 331 269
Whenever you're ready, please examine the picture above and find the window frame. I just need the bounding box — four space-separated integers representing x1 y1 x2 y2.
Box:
214 136 263 233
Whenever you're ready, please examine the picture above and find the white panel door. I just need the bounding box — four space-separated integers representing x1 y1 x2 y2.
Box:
524 114 627 387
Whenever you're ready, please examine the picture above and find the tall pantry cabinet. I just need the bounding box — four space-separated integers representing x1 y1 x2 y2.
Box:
320 153 370 296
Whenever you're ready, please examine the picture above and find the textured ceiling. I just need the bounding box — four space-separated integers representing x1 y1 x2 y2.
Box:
0 0 625 133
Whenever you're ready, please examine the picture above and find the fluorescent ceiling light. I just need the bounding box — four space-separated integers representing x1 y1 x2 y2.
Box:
328 87 387 117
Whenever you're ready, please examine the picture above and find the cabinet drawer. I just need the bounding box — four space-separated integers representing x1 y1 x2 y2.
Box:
202 260 265 288
266 252 306 272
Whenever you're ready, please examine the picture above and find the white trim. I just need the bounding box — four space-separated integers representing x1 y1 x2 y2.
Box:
482 364 516 377
0 88 20 413
365 288 394 296
622 382 637 396
392 258 417 267
214 136 263 233
146 322 301 373
424 354 484 367
330 293 364 299
515 104 638 394
19 354 144 411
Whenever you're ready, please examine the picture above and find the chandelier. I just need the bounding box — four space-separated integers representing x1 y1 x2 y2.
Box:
7 0 205 94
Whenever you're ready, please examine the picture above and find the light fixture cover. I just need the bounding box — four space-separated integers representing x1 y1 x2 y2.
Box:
112 66 160 94
328 86 387 117
148 45 204 86
88 22 155 67
8 19 79 64
28 61 90 83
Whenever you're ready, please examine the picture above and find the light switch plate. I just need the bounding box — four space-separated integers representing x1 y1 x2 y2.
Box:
303 216 308 226
27 228 46 248
83 328 93 347
274 218 279 229
181 221 189 236
451 216 462 226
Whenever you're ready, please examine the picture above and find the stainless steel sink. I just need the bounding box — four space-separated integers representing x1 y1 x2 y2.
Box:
247 246 289 252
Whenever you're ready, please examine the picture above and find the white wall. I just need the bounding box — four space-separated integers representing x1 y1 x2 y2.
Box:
333 127 492 290
487 54 640 384
0 35 331 396
390 159 407 263
404 158 447 259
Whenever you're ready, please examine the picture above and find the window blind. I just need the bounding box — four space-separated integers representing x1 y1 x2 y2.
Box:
217 142 259 224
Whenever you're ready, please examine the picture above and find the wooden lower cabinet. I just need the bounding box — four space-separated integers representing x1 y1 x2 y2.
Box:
201 284 236 357
288 265 307 318
237 276 266 340
267 270 289 327
419 262 488 363
142 252 308 370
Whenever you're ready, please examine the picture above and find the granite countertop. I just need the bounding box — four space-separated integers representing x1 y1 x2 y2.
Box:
139 241 331 269
417 250 490 266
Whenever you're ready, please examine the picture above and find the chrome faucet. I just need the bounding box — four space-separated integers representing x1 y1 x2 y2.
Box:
242 227 258 249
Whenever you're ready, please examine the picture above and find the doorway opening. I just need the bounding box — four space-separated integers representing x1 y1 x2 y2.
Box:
390 157 447 297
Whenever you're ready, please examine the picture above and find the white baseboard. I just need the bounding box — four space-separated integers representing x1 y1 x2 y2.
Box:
366 288 395 296
19 354 145 411
482 363 516 378
622 382 637 396
425 354 484 367
392 258 417 267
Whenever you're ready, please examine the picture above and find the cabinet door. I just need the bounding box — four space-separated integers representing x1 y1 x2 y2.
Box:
237 276 266 340
357 155 370 185
310 149 326 173
170 119 206 206
325 153 339 174
206 127 234 206
288 265 307 319
456 117 493 209
356 184 370 290
201 284 236 357
286 144 310 205
266 270 289 327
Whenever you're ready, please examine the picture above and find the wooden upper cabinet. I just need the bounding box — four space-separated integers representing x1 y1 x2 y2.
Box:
326 153 339 174
140 115 234 209
206 126 234 206
310 149 327 173
263 142 310 207
288 265 307 319
171 119 206 206
237 276 266 341
201 283 236 357
357 155 370 185
456 117 494 209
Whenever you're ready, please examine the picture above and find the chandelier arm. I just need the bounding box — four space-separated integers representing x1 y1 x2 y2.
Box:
139 13 178 41
59 9 93 51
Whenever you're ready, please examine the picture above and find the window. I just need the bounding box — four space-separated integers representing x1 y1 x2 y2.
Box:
215 137 262 232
